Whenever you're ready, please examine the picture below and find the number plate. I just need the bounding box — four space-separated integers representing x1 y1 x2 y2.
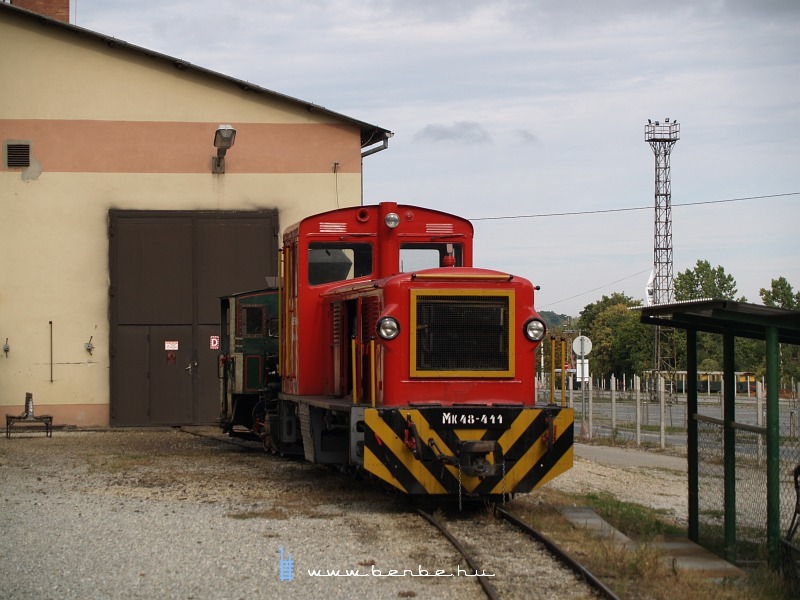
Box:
424 408 514 429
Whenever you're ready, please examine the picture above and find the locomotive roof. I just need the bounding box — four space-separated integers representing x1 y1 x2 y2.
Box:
286 203 474 235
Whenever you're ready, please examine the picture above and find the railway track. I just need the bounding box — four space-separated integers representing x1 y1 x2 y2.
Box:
417 504 619 600
178 426 266 451
182 427 619 598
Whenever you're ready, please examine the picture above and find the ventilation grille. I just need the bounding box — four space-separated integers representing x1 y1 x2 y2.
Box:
412 293 512 376
426 223 454 234
362 296 380 341
331 302 342 346
319 222 347 233
6 143 31 168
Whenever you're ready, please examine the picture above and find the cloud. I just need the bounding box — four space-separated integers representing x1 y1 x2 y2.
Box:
414 121 492 144
74 0 800 317
514 129 538 145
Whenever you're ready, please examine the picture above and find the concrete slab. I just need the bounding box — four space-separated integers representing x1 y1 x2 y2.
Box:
564 445 745 580
559 505 745 581
558 505 636 549
657 535 746 580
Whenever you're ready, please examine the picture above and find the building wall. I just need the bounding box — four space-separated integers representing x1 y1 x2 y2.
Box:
0 13 365 425
10 0 69 22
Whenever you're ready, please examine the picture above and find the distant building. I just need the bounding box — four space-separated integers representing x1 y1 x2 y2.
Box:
0 1 392 426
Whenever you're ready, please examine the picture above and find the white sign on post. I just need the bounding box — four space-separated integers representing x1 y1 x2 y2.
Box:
573 336 592 383
576 359 590 382
572 335 592 357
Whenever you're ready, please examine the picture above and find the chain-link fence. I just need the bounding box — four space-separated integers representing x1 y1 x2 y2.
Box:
542 376 800 567
696 402 800 567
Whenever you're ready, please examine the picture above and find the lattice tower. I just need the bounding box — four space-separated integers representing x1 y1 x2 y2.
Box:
645 119 680 399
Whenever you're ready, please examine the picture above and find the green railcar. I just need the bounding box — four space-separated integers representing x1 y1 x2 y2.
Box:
218 289 280 442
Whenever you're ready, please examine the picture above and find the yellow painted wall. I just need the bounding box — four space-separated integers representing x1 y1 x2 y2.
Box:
0 11 374 425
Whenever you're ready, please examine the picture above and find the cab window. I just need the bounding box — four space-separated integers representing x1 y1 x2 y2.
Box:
240 305 264 337
308 242 373 285
400 243 463 272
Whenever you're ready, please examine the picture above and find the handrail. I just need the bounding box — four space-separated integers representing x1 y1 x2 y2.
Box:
693 413 767 435
693 413 724 426
351 337 358 405
370 338 376 408
411 273 512 281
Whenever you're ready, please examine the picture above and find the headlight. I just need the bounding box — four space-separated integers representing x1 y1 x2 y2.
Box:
377 317 400 340
384 212 400 229
523 318 546 341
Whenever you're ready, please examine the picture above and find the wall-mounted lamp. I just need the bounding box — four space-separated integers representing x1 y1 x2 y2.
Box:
84 336 94 355
212 124 236 174
3 338 9 353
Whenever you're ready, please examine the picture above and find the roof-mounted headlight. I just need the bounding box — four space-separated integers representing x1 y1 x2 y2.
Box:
523 318 546 342
384 212 400 229
377 317 400 340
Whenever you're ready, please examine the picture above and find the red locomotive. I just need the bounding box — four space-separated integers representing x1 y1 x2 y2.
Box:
220 202 573 500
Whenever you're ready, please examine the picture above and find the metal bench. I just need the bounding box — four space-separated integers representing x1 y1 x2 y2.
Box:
5 393 53 438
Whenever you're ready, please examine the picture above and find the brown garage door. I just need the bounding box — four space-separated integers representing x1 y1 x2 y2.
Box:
109 210 278 426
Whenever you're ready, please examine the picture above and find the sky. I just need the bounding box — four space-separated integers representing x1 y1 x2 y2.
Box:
70 0 799 317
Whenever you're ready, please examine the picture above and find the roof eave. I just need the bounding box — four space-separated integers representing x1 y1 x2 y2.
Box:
0 3 393 149
631 299 800 345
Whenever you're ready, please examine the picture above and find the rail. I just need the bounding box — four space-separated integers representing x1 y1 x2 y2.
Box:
495 506 620 600
415 508 501 600
417 506 619 600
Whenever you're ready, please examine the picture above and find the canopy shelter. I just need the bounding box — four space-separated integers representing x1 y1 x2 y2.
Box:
635 299 800 567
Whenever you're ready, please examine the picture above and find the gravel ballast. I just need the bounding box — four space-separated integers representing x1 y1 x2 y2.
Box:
1 428 480 599
1 427 686 599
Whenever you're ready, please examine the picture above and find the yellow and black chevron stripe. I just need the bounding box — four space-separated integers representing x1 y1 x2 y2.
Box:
363 406 573 496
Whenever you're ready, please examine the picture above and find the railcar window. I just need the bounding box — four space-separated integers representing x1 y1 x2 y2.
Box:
308 242 373 285
267 317 279 338
241 306 265 337
400 243 463 272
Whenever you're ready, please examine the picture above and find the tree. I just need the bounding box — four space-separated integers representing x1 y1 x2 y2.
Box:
760 276 800 309
759 276 800 389
590 303 653 377
576 293 652 381
674 259 740 301
576 293 640 333
673 261 742 376
539 310 572 330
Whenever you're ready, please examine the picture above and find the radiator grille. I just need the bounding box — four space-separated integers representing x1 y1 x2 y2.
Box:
331 303 342 346
362 296 381 341
412 292 513 377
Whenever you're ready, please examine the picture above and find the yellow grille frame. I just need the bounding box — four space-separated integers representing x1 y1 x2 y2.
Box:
410 289 515 378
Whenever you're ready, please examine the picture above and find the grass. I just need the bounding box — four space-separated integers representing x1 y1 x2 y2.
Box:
516 487 793 600
638 424 686 434
580 491 684 539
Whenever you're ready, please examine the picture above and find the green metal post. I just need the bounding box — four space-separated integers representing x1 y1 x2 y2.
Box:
766 326 780 568
723 330 736 562
687 329 699 542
